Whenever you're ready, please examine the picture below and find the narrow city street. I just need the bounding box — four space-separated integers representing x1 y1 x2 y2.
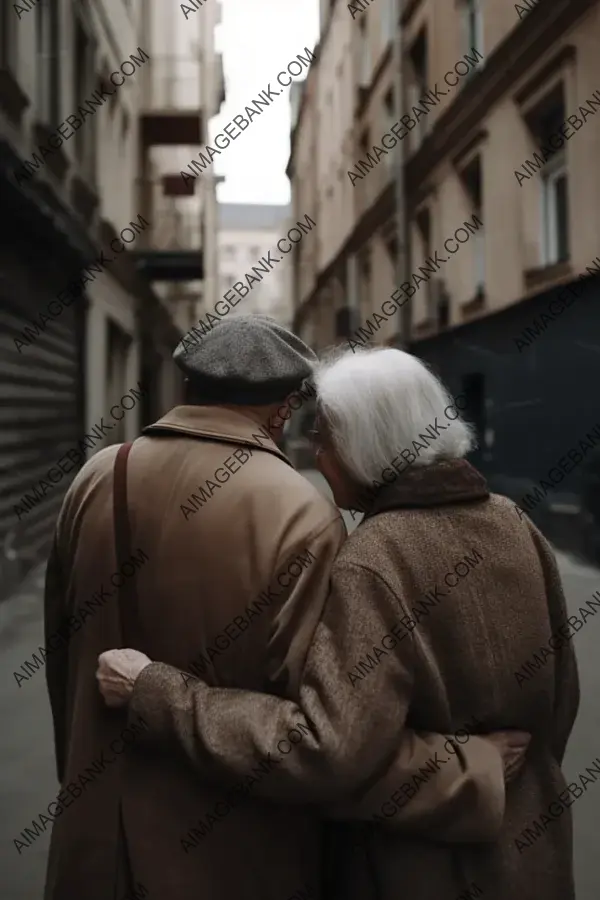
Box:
0 471 598 899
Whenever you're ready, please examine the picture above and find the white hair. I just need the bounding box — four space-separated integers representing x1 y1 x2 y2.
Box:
314 346 476 486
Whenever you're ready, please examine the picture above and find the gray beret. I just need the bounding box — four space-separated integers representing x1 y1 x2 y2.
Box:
173 314 317 405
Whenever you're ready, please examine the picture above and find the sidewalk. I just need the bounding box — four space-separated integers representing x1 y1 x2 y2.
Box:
0 564 54 900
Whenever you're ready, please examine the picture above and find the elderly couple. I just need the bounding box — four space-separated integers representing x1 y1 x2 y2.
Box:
43 315 579 900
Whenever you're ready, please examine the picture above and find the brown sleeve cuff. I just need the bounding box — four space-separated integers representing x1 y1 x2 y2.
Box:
128 661 190 744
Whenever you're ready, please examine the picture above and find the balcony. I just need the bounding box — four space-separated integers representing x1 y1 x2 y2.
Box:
140 55 204 147
133 186 204 282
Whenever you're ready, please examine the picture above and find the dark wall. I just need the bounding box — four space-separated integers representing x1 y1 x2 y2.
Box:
410 273 600 560
0 214 87 600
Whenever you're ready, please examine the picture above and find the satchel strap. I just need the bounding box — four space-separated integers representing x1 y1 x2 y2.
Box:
111 441 141 898
113 441 144 649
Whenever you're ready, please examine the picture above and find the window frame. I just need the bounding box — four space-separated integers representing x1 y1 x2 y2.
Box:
541 154 569 266
461 0 484 66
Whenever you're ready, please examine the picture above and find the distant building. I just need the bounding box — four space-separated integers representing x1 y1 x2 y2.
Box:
218 203 292 326
139 0 226 344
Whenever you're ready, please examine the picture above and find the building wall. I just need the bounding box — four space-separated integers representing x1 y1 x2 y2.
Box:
315 0 355 273
404 0 600 336
84 0 145 447
0 0 154 592
291 0 600 345
138 0 224 335
3 0 148 451
91 0 143 228
290 73 319 314
200 0 223 331
217 204 292 325
287 0 600 561
411 273 600 518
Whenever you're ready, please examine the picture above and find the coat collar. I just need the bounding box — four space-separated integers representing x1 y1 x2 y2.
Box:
363 458 490 519
142 405 294 467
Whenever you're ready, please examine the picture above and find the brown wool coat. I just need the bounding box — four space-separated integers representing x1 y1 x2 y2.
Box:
128 458 579 900
44 409 507 900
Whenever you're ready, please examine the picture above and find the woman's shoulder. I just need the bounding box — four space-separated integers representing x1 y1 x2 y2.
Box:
333 509 406 569
335 491 526 568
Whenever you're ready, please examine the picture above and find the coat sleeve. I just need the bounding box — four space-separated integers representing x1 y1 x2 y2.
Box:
44 532 69 783
130 559 505 840
524 518 580 764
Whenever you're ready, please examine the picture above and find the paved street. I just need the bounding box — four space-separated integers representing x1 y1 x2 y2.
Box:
0 471 599 898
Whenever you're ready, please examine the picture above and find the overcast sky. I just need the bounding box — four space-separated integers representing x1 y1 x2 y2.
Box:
213 0 320 205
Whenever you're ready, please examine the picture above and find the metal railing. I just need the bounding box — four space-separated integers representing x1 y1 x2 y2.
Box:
150 203 202 251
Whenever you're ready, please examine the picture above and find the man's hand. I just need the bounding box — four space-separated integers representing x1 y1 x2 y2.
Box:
483 730 531 783
96 649 152 708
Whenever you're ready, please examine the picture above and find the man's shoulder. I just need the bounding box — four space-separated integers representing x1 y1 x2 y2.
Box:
73 443 120 483
63 444 124 506
247 460 343 540
54 445 122 540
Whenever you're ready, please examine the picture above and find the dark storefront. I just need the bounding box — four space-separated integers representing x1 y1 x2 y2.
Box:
0 140 95 599
410 272 600 562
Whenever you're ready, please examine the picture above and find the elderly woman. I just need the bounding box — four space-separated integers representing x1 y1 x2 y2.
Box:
99 347 578 900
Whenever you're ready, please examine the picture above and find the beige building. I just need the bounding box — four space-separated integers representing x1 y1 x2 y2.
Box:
0 0 223 592
217 203 292 325
289 0 600 349
0 0 180 585
138 0 225 342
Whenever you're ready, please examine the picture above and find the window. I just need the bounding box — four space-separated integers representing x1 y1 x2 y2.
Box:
0 0 18 72
462 0 484 62
461 372 486 455
100 66 118 117
416 208 433 317
408 30 428 146
74 16 96 180
529 86 569 266
359 127 369 159
542 160 569 265
335 307 355 339
460 155 485 292
357 252 371 315
121 108 130 143
385 231 398 265
437 284 450 328
249 245 260 259
383 89 395 171
107 322 132 444
223 245 236 260
358 17 371 87
35 0 60 124
381 0 395 47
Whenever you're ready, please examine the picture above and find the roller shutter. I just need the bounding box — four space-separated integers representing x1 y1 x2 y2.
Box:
0 143 89 598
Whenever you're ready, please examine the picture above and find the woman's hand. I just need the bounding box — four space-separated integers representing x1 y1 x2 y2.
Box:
96 649 153 708
483 730 531 783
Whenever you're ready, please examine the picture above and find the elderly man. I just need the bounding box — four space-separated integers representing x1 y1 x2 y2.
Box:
46 316 525 900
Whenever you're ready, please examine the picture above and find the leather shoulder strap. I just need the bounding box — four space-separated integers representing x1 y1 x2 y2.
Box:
113 441 144 649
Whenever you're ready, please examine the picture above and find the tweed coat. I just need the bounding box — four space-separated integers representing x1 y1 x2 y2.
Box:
129 458 580 900
43 408 506 900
